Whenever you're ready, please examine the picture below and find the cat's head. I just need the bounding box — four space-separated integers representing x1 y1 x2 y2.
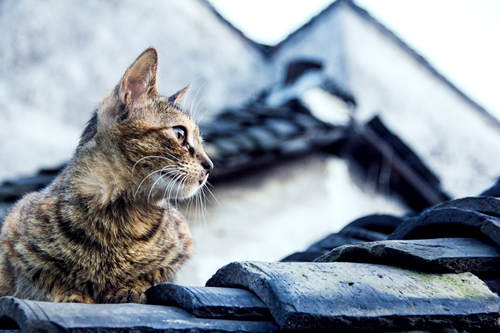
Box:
88 48 213 202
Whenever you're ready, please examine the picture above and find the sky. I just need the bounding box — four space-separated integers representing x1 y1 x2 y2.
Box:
209 0 500 120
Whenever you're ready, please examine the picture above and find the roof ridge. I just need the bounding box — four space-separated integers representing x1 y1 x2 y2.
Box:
267 0 345 56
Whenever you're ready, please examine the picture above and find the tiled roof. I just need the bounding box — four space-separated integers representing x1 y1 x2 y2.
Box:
345 116 450 210
0 58 496 332
0 71 450 221
1 190 499 331
0 95 446 213
202 98 347 181
482 178 500 197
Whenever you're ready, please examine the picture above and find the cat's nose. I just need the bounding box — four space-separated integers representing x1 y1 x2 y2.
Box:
201 159 214 172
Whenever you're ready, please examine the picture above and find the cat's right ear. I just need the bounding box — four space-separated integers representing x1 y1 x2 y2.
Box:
99 48 159 128
118 48 159 106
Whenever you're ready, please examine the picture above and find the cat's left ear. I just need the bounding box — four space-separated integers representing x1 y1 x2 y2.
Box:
169 85 190 105
119 48 159 106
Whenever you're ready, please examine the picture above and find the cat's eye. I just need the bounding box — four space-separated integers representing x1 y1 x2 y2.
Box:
173 126 186 142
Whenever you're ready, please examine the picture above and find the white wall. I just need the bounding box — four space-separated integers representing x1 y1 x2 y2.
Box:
266 2 499 197
0 0 270 179
269 4 347 87
176 155 405 285
340 6 500 197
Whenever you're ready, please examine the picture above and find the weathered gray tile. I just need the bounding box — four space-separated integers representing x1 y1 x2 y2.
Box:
339 225 388 241
246 127 278 151
432 196 500 217
206 261 500 331
341 214 403 235
0 296 277 332
315 237 500 276
485 278 500 295
481 179 500 197
390 206 500 247
146 283 271 320
264 119 300 138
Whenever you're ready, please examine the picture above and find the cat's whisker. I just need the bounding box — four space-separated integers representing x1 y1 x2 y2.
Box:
147 175 165 204
205 181 219 206
201 185 208 222
186 179 194 217
174 174 185 201
201 187 207 221
185 84 199 121
196 186 205 221
176 174 187 203
165 176 175 202
186 95 195 120
134 165 177 199
196 187 204 222
167 173 183 201
147 169 179 204
193 188 199 220
161 174 175 203
162 171 182 201
190 82 206 123
190 96 201 123
178 175 189 203
192 96 203 123
134 168 165 199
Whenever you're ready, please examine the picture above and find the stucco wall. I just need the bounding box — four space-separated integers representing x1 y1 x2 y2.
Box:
265 1 499 198
0 0 270 180
340 5 500 197
269 3 347 87
176 155 405 285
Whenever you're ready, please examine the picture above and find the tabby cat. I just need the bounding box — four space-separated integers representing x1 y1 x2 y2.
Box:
0 48 213 303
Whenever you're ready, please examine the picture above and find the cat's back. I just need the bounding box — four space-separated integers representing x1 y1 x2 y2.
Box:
3 190 45 239
1 173 64 241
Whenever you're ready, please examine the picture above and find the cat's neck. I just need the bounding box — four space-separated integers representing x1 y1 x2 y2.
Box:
61 145 166 216
49 152 168 245
70 149 132 206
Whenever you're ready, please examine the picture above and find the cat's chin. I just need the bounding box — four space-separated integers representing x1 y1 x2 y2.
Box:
177 182 203 200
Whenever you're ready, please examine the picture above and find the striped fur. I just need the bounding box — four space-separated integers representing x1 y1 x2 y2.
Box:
0 48 212 303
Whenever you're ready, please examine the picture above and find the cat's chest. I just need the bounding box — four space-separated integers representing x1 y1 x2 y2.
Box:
82 213 179 274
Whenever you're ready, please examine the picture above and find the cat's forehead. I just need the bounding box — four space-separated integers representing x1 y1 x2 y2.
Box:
148 97 198 132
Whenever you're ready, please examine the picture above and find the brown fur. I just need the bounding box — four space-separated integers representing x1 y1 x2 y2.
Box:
0 48 213 303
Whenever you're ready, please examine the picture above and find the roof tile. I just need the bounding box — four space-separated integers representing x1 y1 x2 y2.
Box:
316 237 500 277
206 261 500 331
146 283 271 320
0 296 278 332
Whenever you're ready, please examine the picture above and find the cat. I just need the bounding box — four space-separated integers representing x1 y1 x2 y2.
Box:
0 48 213 303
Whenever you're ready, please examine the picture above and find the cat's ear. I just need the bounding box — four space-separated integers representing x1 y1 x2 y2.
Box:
168 85 190 104
119 48 159 105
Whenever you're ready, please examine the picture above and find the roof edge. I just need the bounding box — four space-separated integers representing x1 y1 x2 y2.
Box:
199 0 273 55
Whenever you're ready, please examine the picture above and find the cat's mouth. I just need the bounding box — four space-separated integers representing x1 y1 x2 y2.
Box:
199 173 208 186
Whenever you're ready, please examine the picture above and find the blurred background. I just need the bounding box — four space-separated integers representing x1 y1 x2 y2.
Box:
0 0 499 285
